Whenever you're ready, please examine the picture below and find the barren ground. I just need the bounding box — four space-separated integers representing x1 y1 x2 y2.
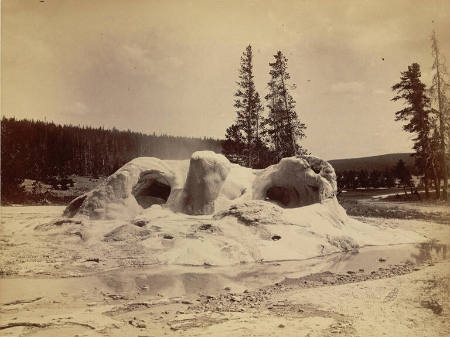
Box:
0 197 449 337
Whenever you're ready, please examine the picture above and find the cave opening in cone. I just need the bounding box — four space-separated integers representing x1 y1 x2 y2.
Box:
265 186 301 208
133 177 171 209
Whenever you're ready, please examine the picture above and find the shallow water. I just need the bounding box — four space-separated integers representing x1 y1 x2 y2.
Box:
323 240 448 274
2 241 447 303
91 240 450 296
1 205 448 300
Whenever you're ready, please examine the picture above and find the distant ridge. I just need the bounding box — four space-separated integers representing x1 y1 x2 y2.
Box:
329 153 415 172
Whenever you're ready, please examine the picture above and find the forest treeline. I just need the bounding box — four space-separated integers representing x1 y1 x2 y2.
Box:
336 159 414 191
2 32 449 203
1 117 221 202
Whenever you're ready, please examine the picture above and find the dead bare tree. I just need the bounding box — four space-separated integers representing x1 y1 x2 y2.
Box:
430 30 449 200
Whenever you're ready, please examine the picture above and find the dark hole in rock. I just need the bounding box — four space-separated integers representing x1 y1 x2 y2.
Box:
272 235 281 241
133 220 149 227
310 166 321 174
134 178 171 209
199 224 212 230
265 186 300 208
163 234 174 239
198 223 219 233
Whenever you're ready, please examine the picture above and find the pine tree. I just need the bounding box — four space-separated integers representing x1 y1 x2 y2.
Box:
393 159 412 187
265 51 306 161
0 117 223 204
346 170 357 190
230 44 263 167
430 30 449 200
369 169 381 188
357 169 369 188
222 124 246 166
383 167 395 188
392 63 433 198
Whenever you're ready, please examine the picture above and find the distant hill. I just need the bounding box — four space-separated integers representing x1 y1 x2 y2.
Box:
329 153 415 173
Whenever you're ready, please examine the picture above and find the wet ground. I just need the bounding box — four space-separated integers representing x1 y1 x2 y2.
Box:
1 241 447 300
1 205 449 336
338 189 450 224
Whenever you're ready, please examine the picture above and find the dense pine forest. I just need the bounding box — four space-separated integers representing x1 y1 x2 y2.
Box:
1 117 221 202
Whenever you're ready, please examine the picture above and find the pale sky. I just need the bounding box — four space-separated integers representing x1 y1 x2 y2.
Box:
2 0 450 159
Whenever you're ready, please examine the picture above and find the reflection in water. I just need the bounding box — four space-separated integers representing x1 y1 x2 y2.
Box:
89 241 449 298
412 239 448 264
320 241 449 274
327 250 359 271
